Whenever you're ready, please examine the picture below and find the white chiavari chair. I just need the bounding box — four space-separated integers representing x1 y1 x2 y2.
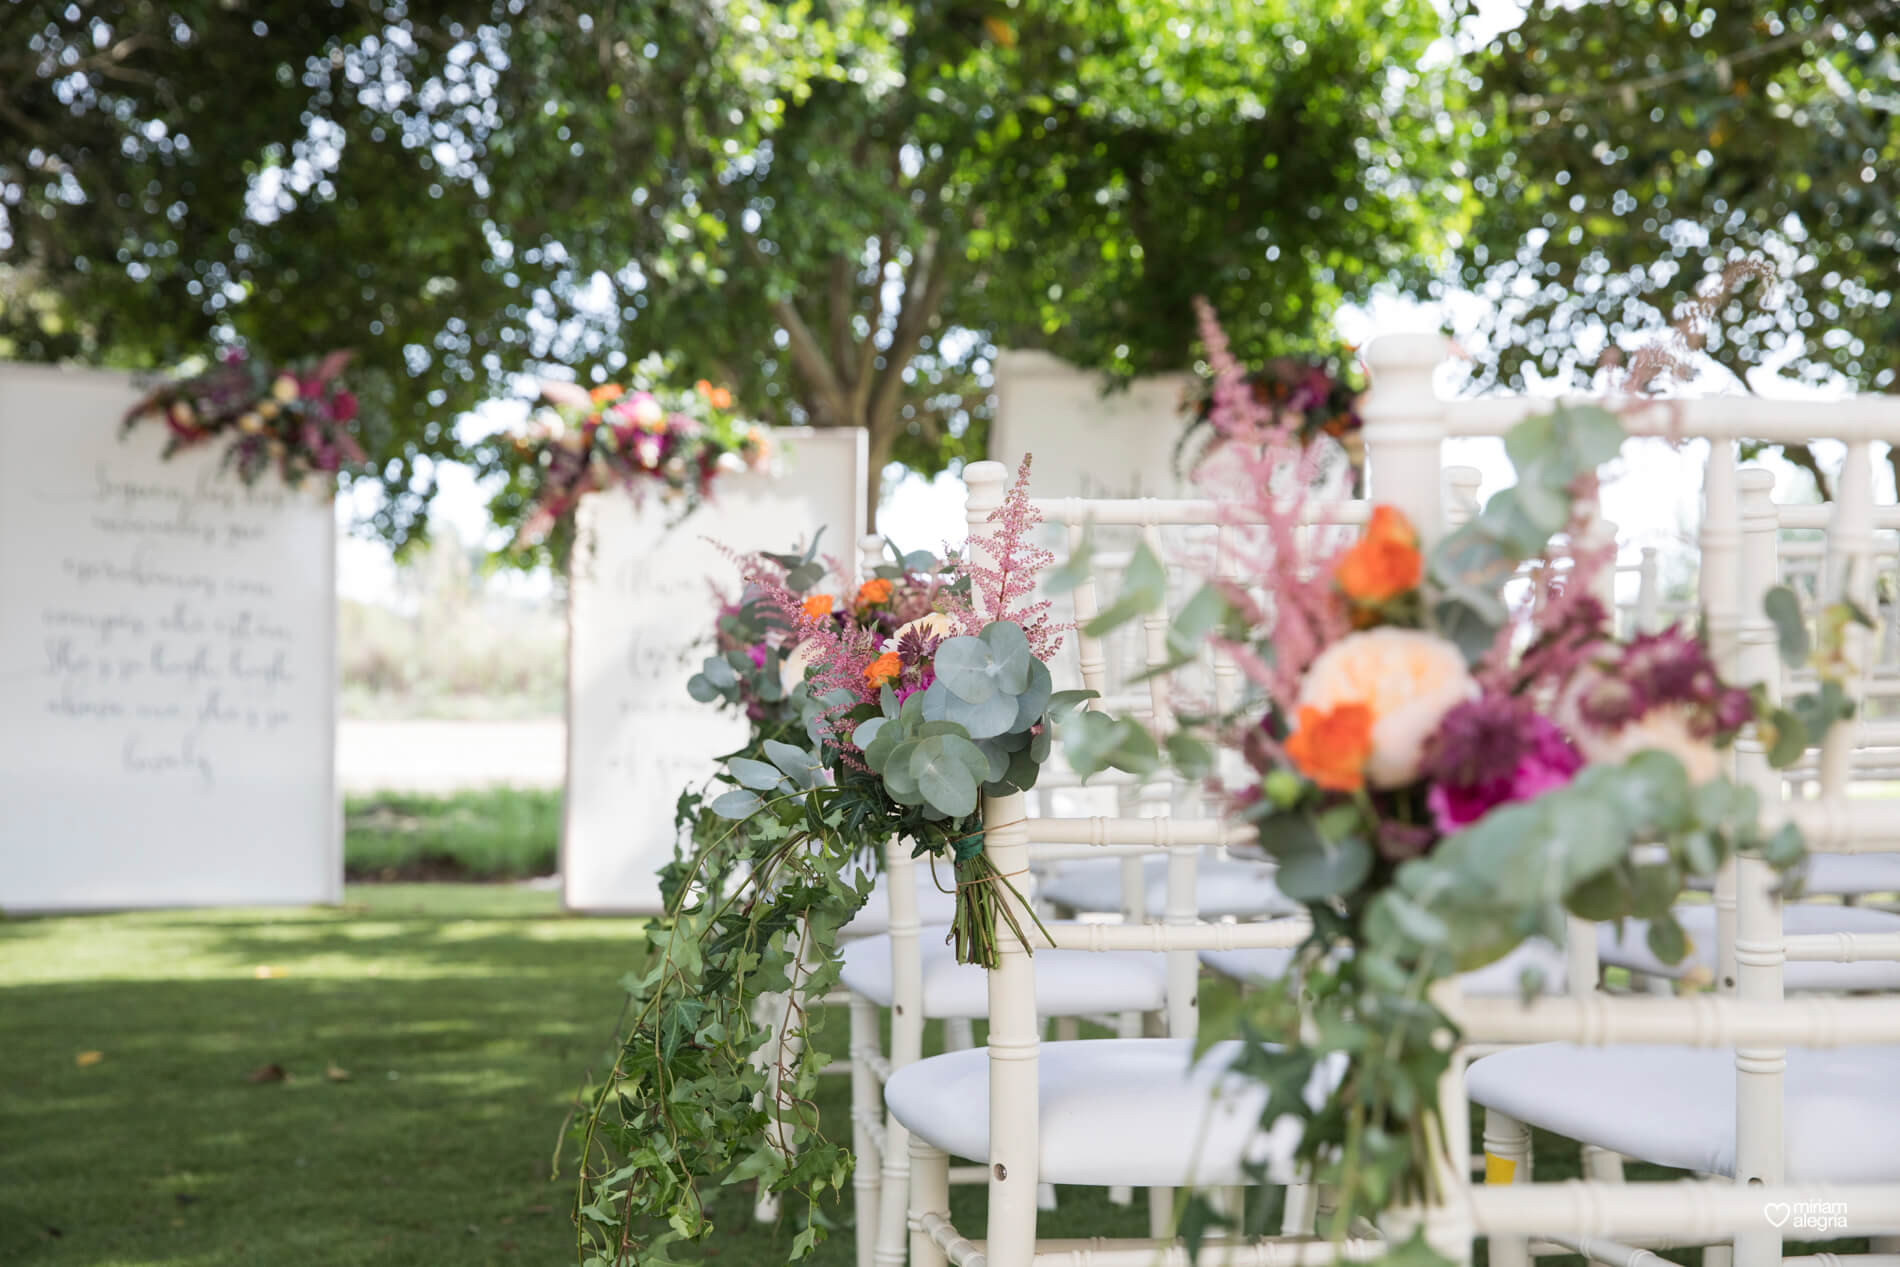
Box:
1431 377 1900 1267
838 528 1189 1267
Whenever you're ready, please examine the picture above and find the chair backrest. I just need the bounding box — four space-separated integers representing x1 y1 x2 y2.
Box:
1366 340 1900 1260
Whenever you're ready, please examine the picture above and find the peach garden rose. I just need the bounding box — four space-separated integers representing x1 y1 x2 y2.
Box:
1292 627 1477 788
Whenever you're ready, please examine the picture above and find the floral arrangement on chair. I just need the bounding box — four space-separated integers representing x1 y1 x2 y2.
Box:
1176 349 1364 490
121 349 363 487
498 376 771 559
570 458 1140 1263
1084 300 1865 1248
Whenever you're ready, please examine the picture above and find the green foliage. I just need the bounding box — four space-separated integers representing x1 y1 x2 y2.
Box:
3 0 1451 543
1455 0 1900 395
344 786 561 879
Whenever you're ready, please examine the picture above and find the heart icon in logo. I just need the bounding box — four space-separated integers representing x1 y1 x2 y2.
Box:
1763 1203 1793 1228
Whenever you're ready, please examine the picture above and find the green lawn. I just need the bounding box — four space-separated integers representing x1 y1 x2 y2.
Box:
345 789 561 880
3 885 1858 1267
0 884 1155 1267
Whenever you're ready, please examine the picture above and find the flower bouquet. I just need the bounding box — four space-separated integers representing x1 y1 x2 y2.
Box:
572 467 1140 1261
122 348 363 487
1176 348 1364 491
497 375 771 561
1085 301 1862 1243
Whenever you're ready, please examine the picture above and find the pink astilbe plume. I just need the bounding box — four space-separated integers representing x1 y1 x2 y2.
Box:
947 455 1066 662
1191 297 1353 713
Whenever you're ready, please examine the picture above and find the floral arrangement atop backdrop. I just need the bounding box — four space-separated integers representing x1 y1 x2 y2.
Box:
1176 348 1364 489
568 458 1143 1264
497 376 771 561
1079 299 1863 1246
121 349 363 487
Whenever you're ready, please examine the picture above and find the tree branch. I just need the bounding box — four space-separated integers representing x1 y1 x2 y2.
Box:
828 254 855 387
770 295 854 426
866 232 953 434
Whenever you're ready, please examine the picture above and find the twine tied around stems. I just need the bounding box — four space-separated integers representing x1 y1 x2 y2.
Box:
927 847 1053 968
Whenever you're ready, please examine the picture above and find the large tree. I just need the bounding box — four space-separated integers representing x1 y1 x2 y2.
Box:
4 1 1449 539
1454 0 1900 407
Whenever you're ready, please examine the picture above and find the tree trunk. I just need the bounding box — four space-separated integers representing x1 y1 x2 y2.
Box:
863 419 895 537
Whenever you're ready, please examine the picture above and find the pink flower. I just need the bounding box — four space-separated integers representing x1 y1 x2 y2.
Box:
329 391 358 424
1422 698 1584 833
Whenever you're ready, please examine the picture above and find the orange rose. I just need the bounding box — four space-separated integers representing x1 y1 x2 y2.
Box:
803 594 835 620
864 652 902 688
589 383 624 404
856 578 894 606
696 379 734 409
1283 703 1376 792
1336 504 1421 605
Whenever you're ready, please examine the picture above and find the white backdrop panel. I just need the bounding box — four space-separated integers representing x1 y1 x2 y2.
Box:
992 349 1193 497
0 362 340 911
563 427 866 913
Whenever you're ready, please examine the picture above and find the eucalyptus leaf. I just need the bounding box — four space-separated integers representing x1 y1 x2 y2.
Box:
978 621 1033 694
1763 585 1810 667
1083 541 1167 636
686 673 720 703
852 717 887 753
728 757 785 792
709 789 762 819
933 636 997 704
910 735 983 818
1047 689 1099 720
1645 912 1690 965
944 685 1020 739
1044 529 1093 596
702 657 738 689
1010 658 1053 732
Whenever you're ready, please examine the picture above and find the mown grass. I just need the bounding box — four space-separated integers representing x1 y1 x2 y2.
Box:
344 788 562 881
2 885 1865 1266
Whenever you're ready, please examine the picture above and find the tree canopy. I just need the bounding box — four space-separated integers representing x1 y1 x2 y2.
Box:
1453 0 1900 395
4 0 1450 540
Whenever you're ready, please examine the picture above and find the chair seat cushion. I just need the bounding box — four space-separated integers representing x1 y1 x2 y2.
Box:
885 1039 1331 1186
839 927 1167 1019
1596 903 1900 991
1468 1044 1900 1181
840 873 959 938
1039 857 1299 919
1686 853 1900 897
1200 938 1569 997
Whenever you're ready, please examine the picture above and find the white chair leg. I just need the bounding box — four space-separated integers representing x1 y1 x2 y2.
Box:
750 982 794 1224
849 997 880 1267
1148 1186 1174 1239
1581 1144 1625 1183
943 1016 976 1051
1704 1245 1734 1267
1484 1107 1534 1267
874 1112 913 1267
909 1137 950 1267
1054 1016 1080 1042
1282 1182 1317 1236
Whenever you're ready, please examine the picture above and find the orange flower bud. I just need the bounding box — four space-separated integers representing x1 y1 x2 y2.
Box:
856 578 893 606
864 652 902 688
1336 505 1421 605
803 594 835 620
1283 703 1375 792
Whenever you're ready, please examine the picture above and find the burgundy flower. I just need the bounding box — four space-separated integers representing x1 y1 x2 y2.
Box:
1421 694 1583 834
